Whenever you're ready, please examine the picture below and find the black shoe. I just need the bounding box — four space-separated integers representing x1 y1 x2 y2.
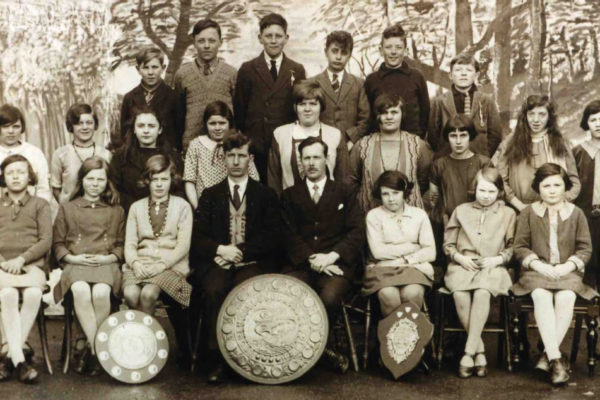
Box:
16 361 38 384
87 354 103 377
323 348 349 374
535 353 550 372
207 363 227 384
0 357 13 381
550 358 569 385
458 353 474 379
75 345 90 375
23 343 34 364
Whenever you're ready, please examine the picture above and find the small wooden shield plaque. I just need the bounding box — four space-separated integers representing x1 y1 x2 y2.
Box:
377 302 433 379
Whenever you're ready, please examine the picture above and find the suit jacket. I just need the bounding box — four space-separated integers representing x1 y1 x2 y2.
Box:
120 81 184 151
281 179 365 279
192 178 282 266
427 90 503 158
234 52 306 156
310 71 370 144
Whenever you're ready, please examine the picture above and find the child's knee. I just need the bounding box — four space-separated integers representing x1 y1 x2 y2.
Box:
140 286 160 304
71 281 91 300
123 285 140 305
378 287 400 304
0 287 19 305
92 284 111 302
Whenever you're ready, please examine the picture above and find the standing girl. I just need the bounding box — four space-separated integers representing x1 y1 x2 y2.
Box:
443 166 516 378
513 163 597 385
52 156 125 375
51 103 111 204
0 155 52 383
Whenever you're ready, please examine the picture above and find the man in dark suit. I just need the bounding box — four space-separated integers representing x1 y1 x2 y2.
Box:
281 136 365 373
234 13 306 182
310 31 370 149
190 131 281 383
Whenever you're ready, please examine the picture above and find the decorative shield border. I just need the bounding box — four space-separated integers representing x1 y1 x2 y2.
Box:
216 273 329 384
95 310 169 384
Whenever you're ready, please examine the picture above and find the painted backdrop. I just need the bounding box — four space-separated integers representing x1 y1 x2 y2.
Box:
1 0 600 159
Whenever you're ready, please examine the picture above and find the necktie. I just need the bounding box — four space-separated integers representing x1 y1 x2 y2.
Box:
312 184 320 204
144 90 154 105
232 184 242 210
203 62 211 76
463 91 471 116
270 59 278 82
331 73 340 91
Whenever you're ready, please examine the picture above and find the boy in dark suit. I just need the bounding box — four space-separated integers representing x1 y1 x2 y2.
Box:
281 136 365 374
120 46 183 151
310 31 370 149
234 13 306 182
190 131 281 383
427 54 503 158
364 24 429 139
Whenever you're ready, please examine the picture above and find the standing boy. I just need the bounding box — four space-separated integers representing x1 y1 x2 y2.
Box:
173 19 237 150
427 54 502 158
120 46 183 151
364 24 429 139
310 31 370 148
234 13 306 182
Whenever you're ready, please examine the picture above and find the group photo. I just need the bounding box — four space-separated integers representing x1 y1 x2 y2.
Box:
1 0 600 399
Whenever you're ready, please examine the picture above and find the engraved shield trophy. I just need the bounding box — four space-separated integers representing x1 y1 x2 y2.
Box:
95 310 169 384
217 274 329 384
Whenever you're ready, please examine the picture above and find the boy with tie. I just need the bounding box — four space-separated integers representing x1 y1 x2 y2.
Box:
234 13 306 182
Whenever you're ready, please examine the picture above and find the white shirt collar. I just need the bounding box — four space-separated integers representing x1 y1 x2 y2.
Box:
326 69 344 85
530 200 575 220
306 176 327 197
0 142 24 154
264 52 283 72
198 135 218 150
228 176 249 198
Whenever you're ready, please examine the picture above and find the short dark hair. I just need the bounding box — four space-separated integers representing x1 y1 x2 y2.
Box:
138 154 181 190
0 154 37 187
450 54 480 72
381 23 407 45
135 46 165 67
443 114 477 142
372 170 413 200
222 130 251 153
0 104 26 132
259 13 288 33
293 80 326 112
373 93 404 128
580 100 600 131
325 30 353 53
192 18 222 39
202 101 234 134
66 103 98 133
531 162 573 194
298 136 329 158
73 156 119 205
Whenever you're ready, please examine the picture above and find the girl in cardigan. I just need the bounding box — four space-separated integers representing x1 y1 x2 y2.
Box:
109 105 183 213
492 95 580 212
572 100 600 289
183 101 259 208
53 156 125 375
362 171 436 314
122 154 193 314
349 93 432 213
0 155 52 383
443 166 516 378
513 163 597 385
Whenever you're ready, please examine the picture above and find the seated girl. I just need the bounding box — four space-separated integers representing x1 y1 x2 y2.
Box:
443 166 516 378
53 156 125 376
122 154 193 360
362 171 436 314
0 155 52 383
513 162 597 385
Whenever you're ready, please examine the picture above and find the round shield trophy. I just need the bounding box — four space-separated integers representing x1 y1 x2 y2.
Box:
95 310 169 384
217 274 328 384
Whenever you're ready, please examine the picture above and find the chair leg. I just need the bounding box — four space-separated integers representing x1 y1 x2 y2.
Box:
184 308 194 373
570 314 583 365
190 312 203 374
341 302 359 372
435 294 445 370
63 299 72 374
518 312 530 363
501 298 513 372
586 315 598 377
37 308 53 375
363 298 371 370
509 307 521 366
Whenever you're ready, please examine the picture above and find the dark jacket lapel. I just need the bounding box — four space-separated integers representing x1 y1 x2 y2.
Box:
440 91 457 115
251 53 275 89
316 71 338 103
337 73 353 103
272 54 296 93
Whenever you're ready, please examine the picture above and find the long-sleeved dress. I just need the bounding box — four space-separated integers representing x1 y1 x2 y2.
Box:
53 197 125 301
512 201 597 300
443 200 515 296
362 205 436 296
122 195 193 306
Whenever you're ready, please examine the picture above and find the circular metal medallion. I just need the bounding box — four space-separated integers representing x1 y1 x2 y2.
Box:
95 310 169 384
217 274 328 384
